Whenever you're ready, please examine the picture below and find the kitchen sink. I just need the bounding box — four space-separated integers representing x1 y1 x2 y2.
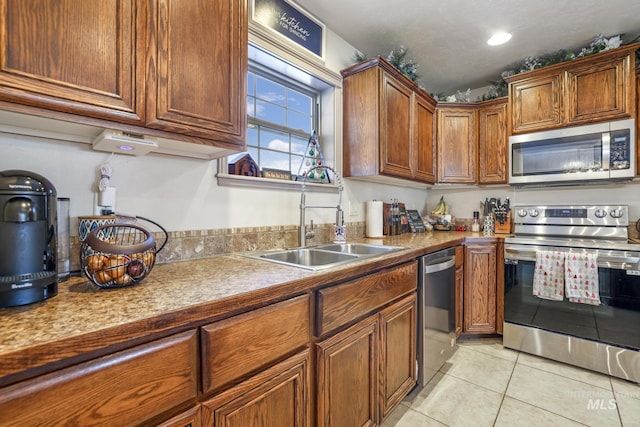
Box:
241 243 404 271
315 242 404 256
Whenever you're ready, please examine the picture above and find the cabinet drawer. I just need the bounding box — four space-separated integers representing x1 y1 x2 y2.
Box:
316 261 417 336
0 330 198 426
201 294 310 395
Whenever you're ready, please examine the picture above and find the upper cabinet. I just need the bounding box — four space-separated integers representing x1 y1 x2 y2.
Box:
477 98 508 184
507 43 639 134
436 104 477 183
0 0 144 124
342 57 437 185
0 0 247 154
146 0 247 146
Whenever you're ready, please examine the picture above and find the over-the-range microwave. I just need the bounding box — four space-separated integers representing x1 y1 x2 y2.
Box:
509 118 636 186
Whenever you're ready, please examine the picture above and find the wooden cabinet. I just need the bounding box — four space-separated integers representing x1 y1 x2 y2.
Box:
455 246 464 337
147 0 247 146
200 294 309 396
317 315 378 427
0 330 198 426
379 294 417 419
507 43 638 134
436 104 477 183
637 69 640 176
315 261 417 425
478 98 508 184
0 0 145 124
342 57 437 185
202 350 310 427
0 0 247 153
463 243 498 334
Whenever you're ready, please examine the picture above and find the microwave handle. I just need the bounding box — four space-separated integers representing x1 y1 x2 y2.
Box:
601 132 610 171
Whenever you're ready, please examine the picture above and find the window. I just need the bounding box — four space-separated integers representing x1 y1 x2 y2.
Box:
246 68 319 177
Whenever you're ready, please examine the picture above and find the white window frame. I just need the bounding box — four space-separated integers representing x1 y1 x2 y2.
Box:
217 21 343 194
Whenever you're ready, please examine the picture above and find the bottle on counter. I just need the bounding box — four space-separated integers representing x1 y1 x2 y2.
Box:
471 211 480 232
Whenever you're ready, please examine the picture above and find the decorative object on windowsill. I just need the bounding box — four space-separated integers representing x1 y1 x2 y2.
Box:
295 130 332 184
353 45 420 83
432 32 640 103
262 168 291 181
228 153 260 177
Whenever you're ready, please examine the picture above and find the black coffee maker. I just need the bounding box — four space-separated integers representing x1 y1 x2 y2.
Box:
0 170 58 307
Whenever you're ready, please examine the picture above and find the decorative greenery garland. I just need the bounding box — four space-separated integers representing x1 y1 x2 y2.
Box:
352 33 640 103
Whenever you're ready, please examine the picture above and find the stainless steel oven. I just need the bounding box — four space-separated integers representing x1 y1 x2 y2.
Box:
503 205 640 383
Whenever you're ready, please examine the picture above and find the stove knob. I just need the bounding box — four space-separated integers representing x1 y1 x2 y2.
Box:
528 209 539 217
610 209 624 219
594 209 607 218
517 209 527 217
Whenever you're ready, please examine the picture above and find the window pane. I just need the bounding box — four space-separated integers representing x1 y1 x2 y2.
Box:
260 129 289 152
288 91 312 113
288 110 311 134
257 76 286 106
291 135 307 155
248 147 259 164
291 154 305 174
247 95 256 118
256 99 285 126
260 150 290 171
247 125 258 147
247 72 255 95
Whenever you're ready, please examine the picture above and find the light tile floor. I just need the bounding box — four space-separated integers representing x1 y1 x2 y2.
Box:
382 338 640 427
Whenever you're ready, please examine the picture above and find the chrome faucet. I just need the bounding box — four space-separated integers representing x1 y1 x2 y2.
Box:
300 165 344 247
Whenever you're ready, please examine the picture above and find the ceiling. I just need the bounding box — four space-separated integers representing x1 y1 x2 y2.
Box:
293 0 640 96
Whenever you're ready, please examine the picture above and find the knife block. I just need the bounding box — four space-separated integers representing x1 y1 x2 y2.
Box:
494 211 512 234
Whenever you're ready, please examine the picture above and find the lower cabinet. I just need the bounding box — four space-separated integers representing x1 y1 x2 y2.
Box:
455 246 464 337
316 315 379 427
201 350 310 427
463 243 498 334
0 330 198 426
315 261 418 421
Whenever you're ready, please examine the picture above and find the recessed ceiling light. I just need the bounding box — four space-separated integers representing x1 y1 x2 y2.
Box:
487 32 512 46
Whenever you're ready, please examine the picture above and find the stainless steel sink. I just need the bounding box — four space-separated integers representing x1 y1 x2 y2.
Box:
241 243 404 271
315 243 404 256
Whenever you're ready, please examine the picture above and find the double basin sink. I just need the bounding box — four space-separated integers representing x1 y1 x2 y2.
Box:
241 243 405 271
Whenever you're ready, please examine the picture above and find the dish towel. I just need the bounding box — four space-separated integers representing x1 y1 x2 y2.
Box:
565 253 601 305
532 251 565 301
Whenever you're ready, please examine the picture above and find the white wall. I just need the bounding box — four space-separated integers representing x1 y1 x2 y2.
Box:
0 26 428 235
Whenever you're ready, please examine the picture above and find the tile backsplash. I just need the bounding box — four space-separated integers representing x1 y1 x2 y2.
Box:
70 221 366 272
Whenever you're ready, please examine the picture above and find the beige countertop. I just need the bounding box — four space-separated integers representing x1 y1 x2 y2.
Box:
0 231 500 384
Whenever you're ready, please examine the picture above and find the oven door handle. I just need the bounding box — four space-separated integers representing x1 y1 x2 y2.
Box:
504 245 640 270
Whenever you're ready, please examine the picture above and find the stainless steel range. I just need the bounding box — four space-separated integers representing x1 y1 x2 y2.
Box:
503 205 640 383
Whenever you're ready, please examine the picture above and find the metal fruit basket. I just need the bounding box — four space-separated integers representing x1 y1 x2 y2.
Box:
81 222 166 289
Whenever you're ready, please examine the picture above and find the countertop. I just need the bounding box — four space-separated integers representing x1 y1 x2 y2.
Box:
0 231 500 385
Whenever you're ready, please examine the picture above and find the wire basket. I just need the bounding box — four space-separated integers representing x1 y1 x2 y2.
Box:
81 223 162 288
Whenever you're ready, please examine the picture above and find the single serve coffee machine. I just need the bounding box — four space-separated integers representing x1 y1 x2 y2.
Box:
0 170 58 307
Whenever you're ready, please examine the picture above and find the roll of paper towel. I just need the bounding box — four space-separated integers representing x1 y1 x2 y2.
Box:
366 200 384 238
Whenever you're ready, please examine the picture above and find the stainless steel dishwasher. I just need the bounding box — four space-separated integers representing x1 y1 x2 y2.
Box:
417 247 457 386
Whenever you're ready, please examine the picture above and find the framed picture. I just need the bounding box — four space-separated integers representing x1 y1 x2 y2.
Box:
251 0 325 61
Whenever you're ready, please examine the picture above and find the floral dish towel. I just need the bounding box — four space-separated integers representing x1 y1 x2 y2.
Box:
532 251 565 301
565 252 601 306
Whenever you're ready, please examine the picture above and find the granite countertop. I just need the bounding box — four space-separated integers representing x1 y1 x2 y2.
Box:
0 231 499 383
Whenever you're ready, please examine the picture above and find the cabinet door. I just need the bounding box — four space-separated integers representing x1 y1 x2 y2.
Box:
157 405 201 427
566 54 634 125
414 93 436 183
463 244 497 334
202 350 310 427
0 330 198 426
379 293 417 420
0 0 144 123
436 106 477 183
380 72 414 179
455 266 464 337
478 100 508 184
317 315 378 427
147 0 247 147
510 74 562 133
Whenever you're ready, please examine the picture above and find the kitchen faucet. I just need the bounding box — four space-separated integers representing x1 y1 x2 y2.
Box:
299 165 343 247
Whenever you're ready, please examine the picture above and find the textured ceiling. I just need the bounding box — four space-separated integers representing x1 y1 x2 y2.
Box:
293 0 640 96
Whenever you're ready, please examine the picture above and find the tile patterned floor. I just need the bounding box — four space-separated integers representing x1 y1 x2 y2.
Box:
382 338 640 427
